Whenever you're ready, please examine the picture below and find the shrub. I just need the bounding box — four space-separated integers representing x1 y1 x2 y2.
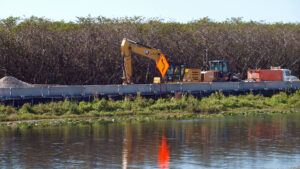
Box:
78 101 93 114
19 103 36 114
92 98 109 111
0 105 17 115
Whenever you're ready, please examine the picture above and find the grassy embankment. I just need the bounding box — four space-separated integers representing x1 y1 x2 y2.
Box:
1 90 300 126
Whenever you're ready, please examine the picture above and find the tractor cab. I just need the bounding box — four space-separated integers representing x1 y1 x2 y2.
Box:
209 60 228 77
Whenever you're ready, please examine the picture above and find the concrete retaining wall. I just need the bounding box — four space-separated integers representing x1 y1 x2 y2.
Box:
1 81 300 101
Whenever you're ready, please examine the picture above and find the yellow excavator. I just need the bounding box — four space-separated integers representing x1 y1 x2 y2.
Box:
121 38 163 84
121 38 201 84
121 38 239 84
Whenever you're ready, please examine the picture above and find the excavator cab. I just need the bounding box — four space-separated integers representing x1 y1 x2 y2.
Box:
154 63 202 83
166 64 186 82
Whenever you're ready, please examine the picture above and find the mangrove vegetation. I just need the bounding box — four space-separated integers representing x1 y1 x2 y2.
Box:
0 16 299 84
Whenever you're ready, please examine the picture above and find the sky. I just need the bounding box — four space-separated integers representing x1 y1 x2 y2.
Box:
0 0 299 23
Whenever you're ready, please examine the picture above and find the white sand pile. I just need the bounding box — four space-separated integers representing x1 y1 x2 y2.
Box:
0 76 33 88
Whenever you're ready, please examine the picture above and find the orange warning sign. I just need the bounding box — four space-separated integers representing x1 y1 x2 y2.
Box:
156 54 169 77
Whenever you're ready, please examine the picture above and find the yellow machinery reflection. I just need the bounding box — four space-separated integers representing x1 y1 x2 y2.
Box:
122 124 132 169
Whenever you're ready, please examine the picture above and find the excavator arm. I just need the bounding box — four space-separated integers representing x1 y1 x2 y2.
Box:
121 38 163 84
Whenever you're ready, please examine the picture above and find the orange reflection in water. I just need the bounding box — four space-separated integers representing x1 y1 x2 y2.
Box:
122 125 132 169
248 121 283 140
158 136 170 169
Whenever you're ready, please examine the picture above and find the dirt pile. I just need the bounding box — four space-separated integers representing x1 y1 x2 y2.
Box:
0 76 33 88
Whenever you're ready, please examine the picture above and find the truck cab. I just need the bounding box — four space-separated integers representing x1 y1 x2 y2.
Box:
281 69 299 81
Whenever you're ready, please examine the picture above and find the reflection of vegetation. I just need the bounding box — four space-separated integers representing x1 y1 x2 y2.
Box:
0 90 300 125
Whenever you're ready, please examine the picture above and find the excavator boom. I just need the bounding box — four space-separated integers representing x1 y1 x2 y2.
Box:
121 38 163 84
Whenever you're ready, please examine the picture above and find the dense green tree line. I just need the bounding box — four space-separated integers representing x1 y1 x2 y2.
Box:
0 16 299 85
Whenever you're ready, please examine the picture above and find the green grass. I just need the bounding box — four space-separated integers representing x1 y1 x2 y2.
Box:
1 90 300 122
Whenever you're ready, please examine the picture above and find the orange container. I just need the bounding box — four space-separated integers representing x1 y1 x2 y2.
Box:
248 69 282 81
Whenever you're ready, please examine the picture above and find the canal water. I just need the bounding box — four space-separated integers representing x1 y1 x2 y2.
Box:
0 114 300 168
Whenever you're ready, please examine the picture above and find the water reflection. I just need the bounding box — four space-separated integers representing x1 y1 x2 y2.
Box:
0 114 299 168
122 124 132 169
248 119 284 140
158 136 169 169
